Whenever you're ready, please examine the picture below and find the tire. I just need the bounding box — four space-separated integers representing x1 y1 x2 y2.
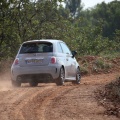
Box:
12 80 21 87
76 68 81 84
29 80 38 87
56 67 65 86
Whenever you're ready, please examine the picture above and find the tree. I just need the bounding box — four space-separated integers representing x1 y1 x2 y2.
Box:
64 0 82 18
0 0 120 61
90 1 120 39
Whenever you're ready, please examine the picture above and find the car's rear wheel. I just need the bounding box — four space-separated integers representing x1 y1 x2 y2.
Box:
12 80 21 87
29 80 38 87
56 67 65 86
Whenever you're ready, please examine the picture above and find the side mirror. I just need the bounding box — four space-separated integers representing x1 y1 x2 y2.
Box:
72 51 77 58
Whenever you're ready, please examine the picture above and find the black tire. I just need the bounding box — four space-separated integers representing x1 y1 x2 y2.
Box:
29 80 38 87
76 68 81 84
12 80 21 87
56 67 65 86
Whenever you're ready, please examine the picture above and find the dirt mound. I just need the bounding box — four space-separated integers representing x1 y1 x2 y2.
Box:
78 56 120 75
95 77 120 118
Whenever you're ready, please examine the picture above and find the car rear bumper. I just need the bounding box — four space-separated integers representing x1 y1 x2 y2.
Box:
11 65 60 82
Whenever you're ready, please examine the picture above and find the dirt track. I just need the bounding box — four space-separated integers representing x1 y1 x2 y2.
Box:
0 72 120 120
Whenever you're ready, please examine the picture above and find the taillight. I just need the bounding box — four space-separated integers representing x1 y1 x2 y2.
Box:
51 57 56 64
14 58 19 65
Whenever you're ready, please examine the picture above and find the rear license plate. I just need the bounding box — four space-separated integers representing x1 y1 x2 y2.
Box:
26 59 43 64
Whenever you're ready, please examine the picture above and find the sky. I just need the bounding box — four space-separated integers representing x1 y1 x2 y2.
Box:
82 0 115 9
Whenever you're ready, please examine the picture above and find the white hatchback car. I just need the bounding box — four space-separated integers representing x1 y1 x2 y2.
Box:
11 39 81 87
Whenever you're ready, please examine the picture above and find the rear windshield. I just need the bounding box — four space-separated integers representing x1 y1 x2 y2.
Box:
19 42 53 54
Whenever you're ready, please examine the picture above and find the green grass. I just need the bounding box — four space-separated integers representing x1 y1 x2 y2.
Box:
92 58 113 73
80 66 89 75
99 51 120 60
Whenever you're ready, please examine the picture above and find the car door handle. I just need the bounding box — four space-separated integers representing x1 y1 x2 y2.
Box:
66 58 68 61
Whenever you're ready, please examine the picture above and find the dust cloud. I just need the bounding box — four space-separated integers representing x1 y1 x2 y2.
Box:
0 72 12 91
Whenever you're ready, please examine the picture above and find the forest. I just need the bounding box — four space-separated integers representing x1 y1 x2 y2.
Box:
0 0 120 61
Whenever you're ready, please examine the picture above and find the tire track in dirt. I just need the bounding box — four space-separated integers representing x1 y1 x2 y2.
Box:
45 85 96 120
0 88 31 120
22 85 79 120
44 84 119 120
0 71 119 120
0 84 54 120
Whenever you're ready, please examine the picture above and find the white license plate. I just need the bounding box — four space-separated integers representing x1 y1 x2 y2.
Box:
26 59 43 64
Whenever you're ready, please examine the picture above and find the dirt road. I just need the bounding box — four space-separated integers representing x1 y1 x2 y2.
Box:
0 72 119 120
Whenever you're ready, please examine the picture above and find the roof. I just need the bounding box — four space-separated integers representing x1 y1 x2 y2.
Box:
23 39 63 44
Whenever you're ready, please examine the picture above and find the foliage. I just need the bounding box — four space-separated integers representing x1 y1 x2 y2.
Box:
0 0 120 61
80 66 89 75
64 0 82 18
92 58 112 73
90 1 120 39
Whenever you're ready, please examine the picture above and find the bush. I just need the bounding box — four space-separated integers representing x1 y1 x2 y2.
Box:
92 58 112 73
80 66 89 75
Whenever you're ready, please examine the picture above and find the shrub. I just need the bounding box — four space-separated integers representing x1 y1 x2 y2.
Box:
92 58 112 73
80 66 89 75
